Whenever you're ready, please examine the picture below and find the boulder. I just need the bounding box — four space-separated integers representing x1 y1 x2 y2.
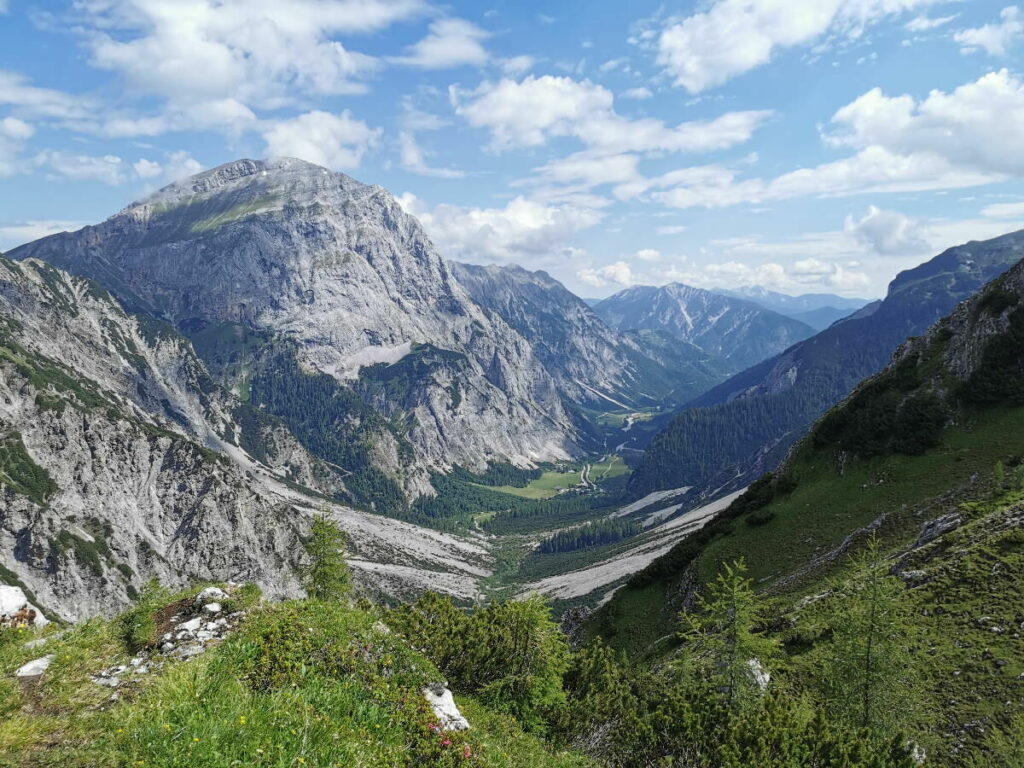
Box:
15 654 54 677
194 587 229 606
423 682 470 731
0 586 49 627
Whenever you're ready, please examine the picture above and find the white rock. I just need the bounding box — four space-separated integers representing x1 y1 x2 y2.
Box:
178 617 203 632
203 602 222 615
746 658 770 691
194 587 228 605
15 655 54 677
174 643 205 659
0 586 48 627
92 675 120 688
422 683 470 731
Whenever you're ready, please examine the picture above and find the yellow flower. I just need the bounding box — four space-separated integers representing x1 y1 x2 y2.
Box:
163 724 172 732
115 728 125 734
192 737 201 743
239 716 247 725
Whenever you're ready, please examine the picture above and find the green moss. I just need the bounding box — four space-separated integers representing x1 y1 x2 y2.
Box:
0 431 57 505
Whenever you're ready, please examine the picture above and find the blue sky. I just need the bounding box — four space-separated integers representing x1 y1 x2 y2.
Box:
1 1 1023 298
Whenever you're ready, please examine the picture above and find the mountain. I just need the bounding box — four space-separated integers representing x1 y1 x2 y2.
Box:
715 286 870 331
0 256 491 620
629 230 1024 499
594 283 815 371
590 258 1024 763
8 159 583 509
450 262 729 410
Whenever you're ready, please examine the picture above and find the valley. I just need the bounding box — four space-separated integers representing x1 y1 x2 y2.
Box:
3 158 1024 767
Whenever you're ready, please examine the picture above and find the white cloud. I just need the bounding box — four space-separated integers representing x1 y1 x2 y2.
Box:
656 225 687 235
634 248 662 262
398 192 603 263
34 151 129 185
955 6 1023 56
0 70 93 120
621 87 653 100
263 110 380 170
982 201 1024 218
905 14 956 31
578 260 636 288
500 55 536 76
390 18 489 69
652 0 944 93
76 0 426 119
132 158 162 178
452 75 771 157
398 131 465 178
0 220 87 249
845 205 930 255
645 70 1024 209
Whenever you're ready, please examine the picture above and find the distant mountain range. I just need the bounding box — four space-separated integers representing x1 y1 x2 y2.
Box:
628 229 1024 498
594 283 816 371
714 286 871 330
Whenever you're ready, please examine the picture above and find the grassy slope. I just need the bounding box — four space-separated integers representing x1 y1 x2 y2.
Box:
479 457 630 500
0 592 594 768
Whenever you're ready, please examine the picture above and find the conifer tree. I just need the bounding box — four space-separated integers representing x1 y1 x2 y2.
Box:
678 558 779 711
817 537 920 739
302 515 351 601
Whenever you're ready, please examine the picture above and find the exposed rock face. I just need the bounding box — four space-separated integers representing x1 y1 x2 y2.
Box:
0 585 47 627
451 262 727 409
0 256 491 621
595 282 815 371
9 158 579 495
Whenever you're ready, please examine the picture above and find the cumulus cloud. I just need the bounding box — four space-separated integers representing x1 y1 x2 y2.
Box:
955 6 1023 56
845 205 930 255
642 70 1024 209
577 261 636 288
398 192 603 263
452 75 771 154
390 18 489 69
263 110 380 170
652 0 944 93
34 151 129 185
80 0 425 99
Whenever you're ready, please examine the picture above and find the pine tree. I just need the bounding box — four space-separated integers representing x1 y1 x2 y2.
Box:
301 515 351 601
817 537 920 739
678 558 779 712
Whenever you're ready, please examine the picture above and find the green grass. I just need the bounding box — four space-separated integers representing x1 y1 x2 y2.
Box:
477 456 630 500
0 591 595 768
695 405 1024 587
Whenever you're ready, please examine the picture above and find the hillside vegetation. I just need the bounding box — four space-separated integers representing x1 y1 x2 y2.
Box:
589 259 1024 765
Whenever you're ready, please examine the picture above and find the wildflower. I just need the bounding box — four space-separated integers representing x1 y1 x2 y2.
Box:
192 737 201 743
163 724 172 732
441 737 452 747
463 745 472 759
239 716 247 725
427 722 441 733
115 728 125 734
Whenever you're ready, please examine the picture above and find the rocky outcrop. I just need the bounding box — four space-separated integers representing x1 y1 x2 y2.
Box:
10 159 580 492
0 256 492 620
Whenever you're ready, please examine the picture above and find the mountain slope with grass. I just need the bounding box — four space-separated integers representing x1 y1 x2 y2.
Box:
588 255 1024 765
628 230 1024 499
